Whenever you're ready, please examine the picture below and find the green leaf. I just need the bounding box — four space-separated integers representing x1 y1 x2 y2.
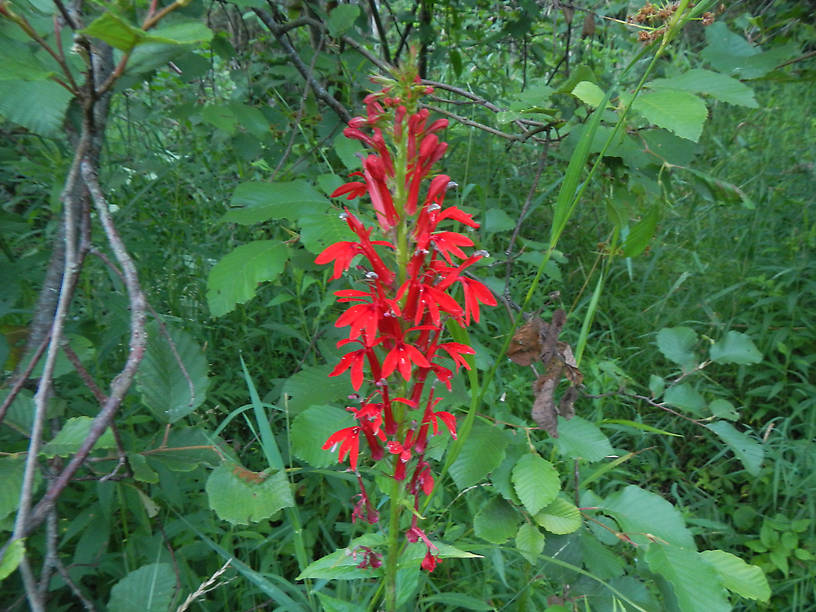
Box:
484 208 516 233
0 44 55 80
708 399 739 421
663 383 706 416
632 89 708 142
107 563 175 612
136 322 209 423
0 80 73 136
40 417 116 458
147 21 213 45
201 104 237 134
327 4 360 36
572 80 606 108
297 534 384 580
680 165 756 208
554 415 613 462
603 485 695 549
449 422 510 489
701 22 799 79
222 180 327 225
710 331 762 365
649 374 665 398
656 327 698 370
700 549 770 602
290 405 354 468
511 454 560 515
206 240 289 317
534 496 581 535
705 421 764 476
622 206 659 257
0 388 35 434
206 462 294 525
0 537 24 581
580 532 625 579
646 545 730 612
515 523 545 564
648 69 758 108
81 12 147 51
299 209 356 255
128 454 159 483
474 497 519 544
282 365 353 416
0 456 26 521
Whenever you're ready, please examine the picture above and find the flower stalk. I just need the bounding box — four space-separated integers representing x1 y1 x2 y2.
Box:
315 55 496 609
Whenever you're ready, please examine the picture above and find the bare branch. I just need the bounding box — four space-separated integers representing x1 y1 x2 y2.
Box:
0 332 50 428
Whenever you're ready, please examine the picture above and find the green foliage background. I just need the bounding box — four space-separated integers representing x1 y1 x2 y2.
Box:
0 0 813 610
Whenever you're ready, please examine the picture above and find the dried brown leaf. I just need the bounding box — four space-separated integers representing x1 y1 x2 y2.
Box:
557 386 578 420
531 361 564 437
508 317 545 366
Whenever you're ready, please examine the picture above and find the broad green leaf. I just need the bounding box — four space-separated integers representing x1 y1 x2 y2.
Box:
282 365 353 416
333 132 365 170
603 485 695 549
0 388 35 434
646 545 730 612
128 454 159 483
710 331 762 365
81 12 146 51
572 81 606 108
656 327 697 370
663 383 705 416
534 496 581 535
516 523 545 564
201 104 237 134
580 532 625 579
222 180 327 225
649 374 665 398
290 405 354 468
108 563 175 612
29 334 95 380
0 44 54 80
632 89 708 142
449 422 510 489
421 593 494 610
702 23 799 79
708 399 739 421
299 209 356 255
0 80 72 136
508 78 555 113
147 21 213 45
554 415 613 462
297 534 384 580
706 421 764 476
40 417 116 458
682 165 756 209
622 207 659 257
229 103 270 138
0 456 26 520
327 4 359 36
484 208 516 233
648 69 758 108
206 462 294 525
0 537 24 581
206 240 289 316
700 549 770 602
136 322 209 423
511 453 560 515
474 497 519 544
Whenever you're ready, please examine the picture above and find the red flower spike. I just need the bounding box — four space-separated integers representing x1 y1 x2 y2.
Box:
314 241 361 280
459 276 498 325
331 181 368 200
322 426 361 470
436 342 475 372
439 205 480 228
430 231 474 264
381 341 432 381
330 346 367 390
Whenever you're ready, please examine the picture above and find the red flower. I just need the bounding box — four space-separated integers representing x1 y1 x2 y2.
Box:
322 426 361 471
381 340 432 381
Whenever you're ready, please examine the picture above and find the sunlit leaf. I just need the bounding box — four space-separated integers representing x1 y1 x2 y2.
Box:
646 545 730 612
534 496 581 534
603 485 695 549
632 89 708 142
449 422 510 489
710 331 762 365
206 462 294 525
700 549 770 602
40 417 116 458
706 421 764 476
474 497 519 544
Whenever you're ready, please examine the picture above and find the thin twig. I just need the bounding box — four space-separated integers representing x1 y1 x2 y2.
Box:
61 343 107 405
0 332 51 427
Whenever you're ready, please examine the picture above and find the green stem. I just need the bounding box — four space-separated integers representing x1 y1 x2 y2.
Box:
384 467 402 612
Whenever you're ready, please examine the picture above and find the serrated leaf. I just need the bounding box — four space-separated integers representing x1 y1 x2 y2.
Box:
449 422 510 489
0 537 24 580
0 388 34 434
327 4 359 36
534 496 581 534
40 417 116 458
646 545 730 612
206 462 294 525
291 405 354 468
81 12 146 51
484 208 516 232
516 522 545 564
201 104 237 134
0 80 73 137
136 322 209 423
282 365 353 415
708 399 739 421
701 22 799 79
299 209 356 255
706 421 764 476
474 497 519 544
663 383 705 416
222 181 327 225
572 80 606 108
554 415 613 462
656 326 698 369
710 331 762 365
603 485 695 549
700 549 770 602
0 457 26 521
206 240 289 316
648 69 758 108
107 563 175 612
632 89 708 142
511 454 560 515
